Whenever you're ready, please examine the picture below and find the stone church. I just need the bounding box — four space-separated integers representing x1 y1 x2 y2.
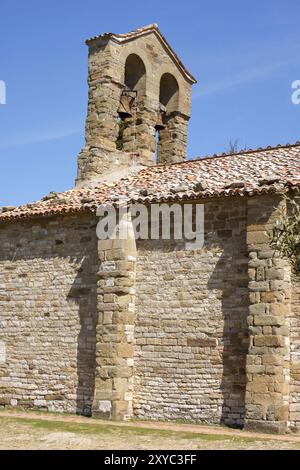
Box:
0 24 300 434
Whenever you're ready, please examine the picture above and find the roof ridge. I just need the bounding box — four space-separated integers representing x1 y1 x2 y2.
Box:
85 24 197 84
1 140 300 222
149 140 300 170
85 24 157 42
109 24 159 39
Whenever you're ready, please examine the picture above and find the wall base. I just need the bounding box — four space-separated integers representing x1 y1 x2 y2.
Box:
244 419 288 434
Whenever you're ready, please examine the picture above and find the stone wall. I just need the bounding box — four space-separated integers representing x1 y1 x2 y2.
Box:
133 199 249 427
0 195 299 432
76 147 139 186
290 273 300 431
244 195 291 434
0 213 99 415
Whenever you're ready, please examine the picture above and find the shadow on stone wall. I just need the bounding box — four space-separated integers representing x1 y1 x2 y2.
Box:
201 201 249 428
0 216 99 416
135 200 249 427
207 247 249 428
67 255 98 417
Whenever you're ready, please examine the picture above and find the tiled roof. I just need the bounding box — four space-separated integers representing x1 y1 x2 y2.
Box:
86 24 197 84
1 142 300 223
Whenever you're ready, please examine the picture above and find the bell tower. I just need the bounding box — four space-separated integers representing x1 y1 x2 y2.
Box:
76 24 196 185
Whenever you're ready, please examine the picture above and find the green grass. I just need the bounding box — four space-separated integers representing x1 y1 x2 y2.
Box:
0 416 276 444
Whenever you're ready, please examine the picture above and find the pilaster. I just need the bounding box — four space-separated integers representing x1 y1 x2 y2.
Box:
92 211 136 420
245 195 291 433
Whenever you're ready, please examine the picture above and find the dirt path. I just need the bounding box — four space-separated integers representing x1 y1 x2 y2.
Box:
0 409 299 450
0 409 300 443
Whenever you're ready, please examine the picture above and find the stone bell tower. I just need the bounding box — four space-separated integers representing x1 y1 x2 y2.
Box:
76 24 196 185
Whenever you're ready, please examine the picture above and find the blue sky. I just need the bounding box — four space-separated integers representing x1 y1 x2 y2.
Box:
1 0 300 206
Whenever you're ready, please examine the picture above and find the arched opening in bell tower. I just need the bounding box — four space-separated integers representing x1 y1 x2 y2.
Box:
159 73 179 112
156 73 180 164
116 54 146 152
124 54 146 93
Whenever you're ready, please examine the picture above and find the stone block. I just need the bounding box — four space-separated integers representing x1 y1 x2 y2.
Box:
245 419 288 434
261 292 277 303
112 400 129 420
249 304 266 315
265 268 285 281
117 343 133 358
245 404 264 420
270 304 290 316
253 335 284 348
262 354 284 366
253 315 284 327
247 231 269 244
249 281 269 292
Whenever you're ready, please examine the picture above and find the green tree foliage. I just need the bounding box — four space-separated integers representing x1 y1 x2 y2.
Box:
267 195 300 274
116 119 128 150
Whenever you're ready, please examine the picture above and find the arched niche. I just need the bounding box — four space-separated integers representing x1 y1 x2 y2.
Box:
159 73 179 113
124 54 146 96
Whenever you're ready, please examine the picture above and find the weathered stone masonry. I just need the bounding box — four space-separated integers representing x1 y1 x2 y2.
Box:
134 198 249 427
77 24 196 185
0 195 300 432
291 272 300 431
245 196 292 433
1 24 300 434
93 211 137 420
0 214 99 415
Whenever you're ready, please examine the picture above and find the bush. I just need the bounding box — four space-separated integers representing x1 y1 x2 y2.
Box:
267 195 300 274
116 119 128 150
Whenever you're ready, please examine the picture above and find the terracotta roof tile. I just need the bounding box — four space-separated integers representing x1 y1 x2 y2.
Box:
1 142 300 223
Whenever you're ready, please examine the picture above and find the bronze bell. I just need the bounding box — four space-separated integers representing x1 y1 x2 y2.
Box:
155 103 167 130
155 113 165 130
118 94 133 119
155 112 166 130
